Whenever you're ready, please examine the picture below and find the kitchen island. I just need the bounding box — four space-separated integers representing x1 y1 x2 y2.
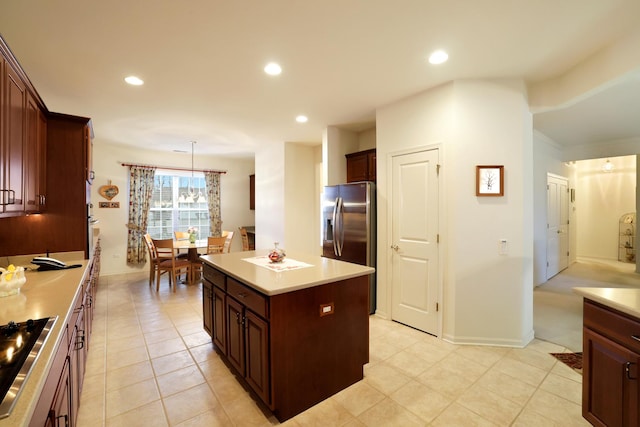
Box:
200 250 375 422
573 287 640 426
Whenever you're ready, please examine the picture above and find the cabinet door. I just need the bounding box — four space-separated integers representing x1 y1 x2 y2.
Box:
346 153 368 183
202 280 213 337
249 174 255 210
45 356 71 427
84 125 93 184
212 286 226 352
24 92 41 212
3 65 26 213
226 297 245 375
244 310 270 404
583 328 640 427
367 151 376 181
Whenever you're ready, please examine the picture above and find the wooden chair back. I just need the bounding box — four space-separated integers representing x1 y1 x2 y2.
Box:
207 236 227 254
222 230 234 253
143 233 157 260
143 233 164 287
239 227 250 251
152 238 191 292
174 231 190 241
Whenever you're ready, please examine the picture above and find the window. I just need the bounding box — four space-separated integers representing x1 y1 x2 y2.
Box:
147 171 210 239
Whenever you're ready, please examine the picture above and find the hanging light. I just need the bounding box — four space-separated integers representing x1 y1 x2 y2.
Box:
188 141 197 198
602 159 614 172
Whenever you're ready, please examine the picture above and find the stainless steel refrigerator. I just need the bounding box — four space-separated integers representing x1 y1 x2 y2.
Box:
322 182 376 313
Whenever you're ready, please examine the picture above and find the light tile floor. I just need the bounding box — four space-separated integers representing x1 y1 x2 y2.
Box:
77 272 589 426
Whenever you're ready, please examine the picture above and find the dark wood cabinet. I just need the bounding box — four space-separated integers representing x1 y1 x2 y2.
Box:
225 296 246 374
30 244 101 427
249 174 255 210
1 38 47 217
25 91 47 212
202 280 213 337
244 309 269 403
212 286 226 352
583 299 640 426
1 63 27 214
0 35 92 258
346 149 376 182
224 282 270 403
45 356 71 427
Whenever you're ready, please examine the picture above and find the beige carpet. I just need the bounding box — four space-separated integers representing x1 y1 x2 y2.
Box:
534 258 640 352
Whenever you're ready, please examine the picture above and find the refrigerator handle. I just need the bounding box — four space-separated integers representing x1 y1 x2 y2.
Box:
332 198 339 256
336 197 344 256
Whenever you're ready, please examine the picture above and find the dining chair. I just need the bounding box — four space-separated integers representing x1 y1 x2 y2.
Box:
173 231 191 259
239 227 250 251
152 238 191 292
207 236 227 254
143 234 170 288
222 230 234 253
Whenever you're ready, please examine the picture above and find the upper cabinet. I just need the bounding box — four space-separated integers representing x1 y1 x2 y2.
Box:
346 149 376 183
249 174 255 210
0 37 48 217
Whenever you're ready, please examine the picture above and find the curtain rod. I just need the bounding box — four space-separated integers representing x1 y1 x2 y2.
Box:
119 162 227 174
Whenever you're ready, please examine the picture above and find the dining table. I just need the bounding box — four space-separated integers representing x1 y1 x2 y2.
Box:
173 239 207 283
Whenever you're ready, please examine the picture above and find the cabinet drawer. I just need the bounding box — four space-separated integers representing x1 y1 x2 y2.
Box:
584 299 640 353
203 265 226 290
227 277 268 319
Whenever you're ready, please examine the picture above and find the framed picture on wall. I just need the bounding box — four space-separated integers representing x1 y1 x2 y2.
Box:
476 165 504 196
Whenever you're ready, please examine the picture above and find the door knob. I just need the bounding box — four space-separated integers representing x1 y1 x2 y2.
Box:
390 244 399 251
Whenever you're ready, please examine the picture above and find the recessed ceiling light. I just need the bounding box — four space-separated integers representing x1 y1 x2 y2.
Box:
296 115 308 123
124 76 144 86
264 62 282 76
428 50 448 65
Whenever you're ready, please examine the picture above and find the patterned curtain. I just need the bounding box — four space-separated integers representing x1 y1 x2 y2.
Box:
126 166 156 264
204 171 222 237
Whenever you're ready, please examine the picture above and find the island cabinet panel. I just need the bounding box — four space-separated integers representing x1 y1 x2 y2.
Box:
212 286 226 352
244 310 270 404
202 280 213 337
583 299 640 427
225 296 246 375
269 276 369 421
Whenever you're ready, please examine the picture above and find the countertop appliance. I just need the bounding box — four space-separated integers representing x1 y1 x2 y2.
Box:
322 182 376 313
0 317 56 419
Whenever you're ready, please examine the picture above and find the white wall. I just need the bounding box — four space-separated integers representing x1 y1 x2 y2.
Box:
358 128 376 151
322 126 359 186
255 142 285 249
91 142 255 276
377 79 534 347
255 142 321 254
284 143 322 255
575 155 637 260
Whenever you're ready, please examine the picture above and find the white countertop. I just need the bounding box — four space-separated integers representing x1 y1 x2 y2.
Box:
573 287 640 319
0 258 90 426
200 250 375 296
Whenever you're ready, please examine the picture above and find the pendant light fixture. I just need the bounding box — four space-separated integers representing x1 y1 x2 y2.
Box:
602 159 614 172
188 141 197 198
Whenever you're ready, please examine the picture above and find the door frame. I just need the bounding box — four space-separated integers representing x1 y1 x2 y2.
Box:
385 143 444 338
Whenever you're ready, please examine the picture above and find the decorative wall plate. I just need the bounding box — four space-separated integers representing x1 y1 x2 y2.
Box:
99 181 119 200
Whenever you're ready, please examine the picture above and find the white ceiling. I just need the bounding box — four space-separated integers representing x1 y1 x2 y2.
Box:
1 0 639 156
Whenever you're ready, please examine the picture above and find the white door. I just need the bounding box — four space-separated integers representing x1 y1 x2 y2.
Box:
390 148 439 335
547 174 569 279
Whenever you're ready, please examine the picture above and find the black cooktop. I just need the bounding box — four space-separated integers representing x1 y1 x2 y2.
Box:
0 317 56 418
